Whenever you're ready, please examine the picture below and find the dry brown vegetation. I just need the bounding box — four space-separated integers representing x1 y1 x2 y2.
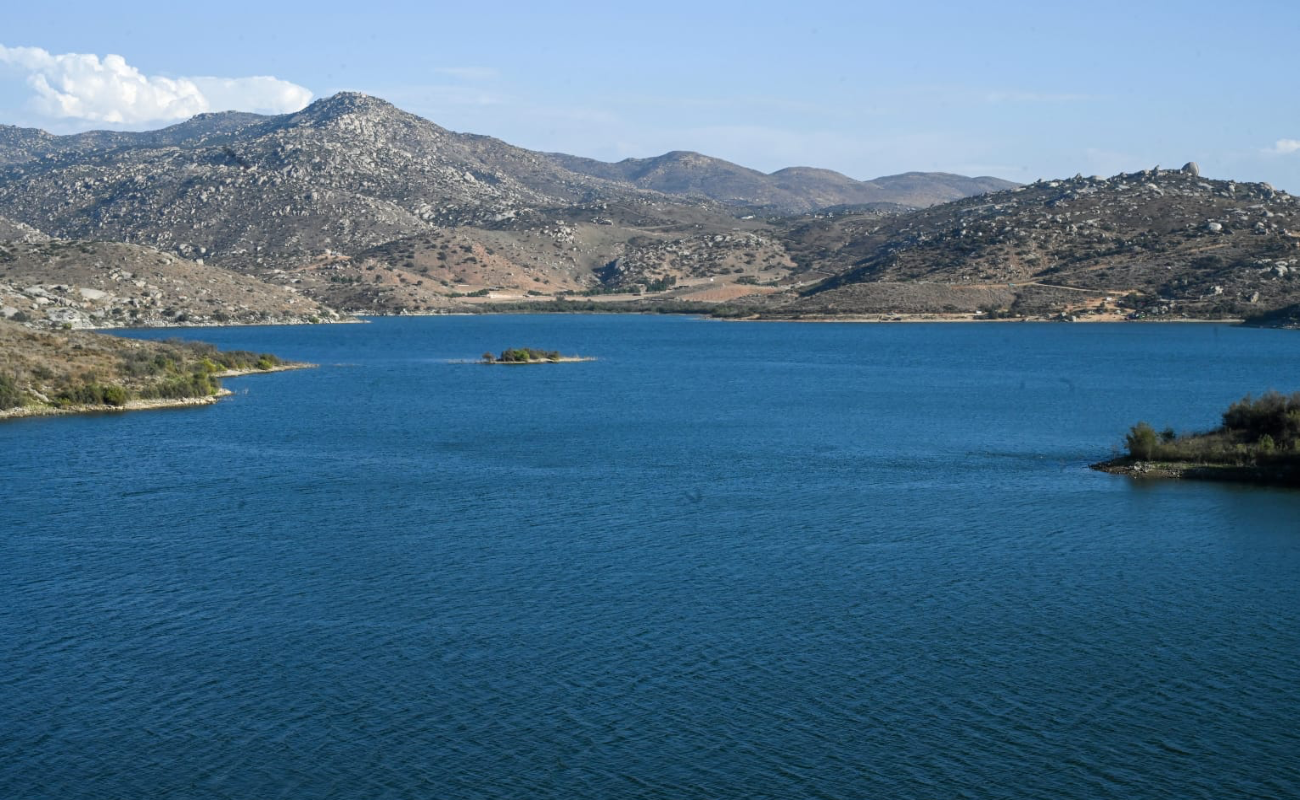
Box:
0 240 340 329
766 168 1300 320
6 96 1300 325
0 320 289 415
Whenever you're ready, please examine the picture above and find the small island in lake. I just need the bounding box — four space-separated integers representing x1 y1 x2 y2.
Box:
1093 391 1300 487
480 347 593 364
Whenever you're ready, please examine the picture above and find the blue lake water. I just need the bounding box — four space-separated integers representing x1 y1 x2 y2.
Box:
3 315 1299 799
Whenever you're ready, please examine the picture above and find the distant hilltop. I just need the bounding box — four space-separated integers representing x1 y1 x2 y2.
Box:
0 91 1014 273
547 150 1016 214
1 93 1297 325
755 163 1300 322
0 91 1019 321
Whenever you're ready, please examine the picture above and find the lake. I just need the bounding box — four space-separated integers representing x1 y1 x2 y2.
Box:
3 316 1298 799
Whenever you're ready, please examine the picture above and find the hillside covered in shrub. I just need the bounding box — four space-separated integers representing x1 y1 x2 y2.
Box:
0 320 291 417
1096 391 1300 485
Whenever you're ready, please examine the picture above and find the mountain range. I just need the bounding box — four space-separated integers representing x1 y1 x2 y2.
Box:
547 151 1015 212
0 92 1296 327
762 166 1300 319
0 93 1008 268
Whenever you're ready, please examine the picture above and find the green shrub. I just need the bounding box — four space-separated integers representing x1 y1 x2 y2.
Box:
1125 422 1158 460
55 383 128 407
139 370 216 400
495 347 562 363
100 385 128 406
0 373 25 409
1223 391 1300 441
1119 391 1300 467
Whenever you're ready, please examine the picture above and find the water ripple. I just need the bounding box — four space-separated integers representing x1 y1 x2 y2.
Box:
3 317 1300 799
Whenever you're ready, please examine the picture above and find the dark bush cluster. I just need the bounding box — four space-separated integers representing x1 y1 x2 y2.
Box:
484 347 562 363
55 383 128 407
1125 391 1300 465
1222 391 1300 443
123 342 280 378
120 349 179 378
0 373 25 409
137 371 217 400
108 341 281 404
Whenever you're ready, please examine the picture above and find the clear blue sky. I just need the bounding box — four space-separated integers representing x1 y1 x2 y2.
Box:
2 0 1298 189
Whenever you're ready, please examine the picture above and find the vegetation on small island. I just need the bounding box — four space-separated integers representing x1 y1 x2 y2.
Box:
479 347 590 364
1096 391 1300 485
0 320 296 417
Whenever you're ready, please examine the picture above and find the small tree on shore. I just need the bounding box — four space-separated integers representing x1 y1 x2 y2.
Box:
1126 421 1158 460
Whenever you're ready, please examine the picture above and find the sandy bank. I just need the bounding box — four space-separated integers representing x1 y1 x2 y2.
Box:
212 362 316 378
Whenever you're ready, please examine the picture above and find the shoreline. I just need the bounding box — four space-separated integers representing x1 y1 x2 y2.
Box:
212 362 316 378
350 307 1253 326
0 362 315 422
1091 456 1300 488
479 356 595 365
86 318 364 332
0 390 231 421
737 314 1246 325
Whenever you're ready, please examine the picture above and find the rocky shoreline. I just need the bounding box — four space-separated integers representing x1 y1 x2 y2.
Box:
0 363 313 422
211 363 316 378
0 390 231 421
1091 457 1300 488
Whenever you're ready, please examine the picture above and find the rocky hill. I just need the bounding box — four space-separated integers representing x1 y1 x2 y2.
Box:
10 96 1289 324
548 151 1016 213
278 199 801 313
0 112 268 167
0 216 48 243
756 164 1300 319
0 93 647 270
0 93 1008 278
0 239 341 328
1244 303 1300 329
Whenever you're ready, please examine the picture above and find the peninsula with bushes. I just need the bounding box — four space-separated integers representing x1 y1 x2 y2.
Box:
1093 391 1300 486
480 347 593 365
0 319 309 420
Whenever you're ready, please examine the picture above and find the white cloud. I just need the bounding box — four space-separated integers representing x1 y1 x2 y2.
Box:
190 76 313 115
0 44 311 125
1269 139 1300 155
